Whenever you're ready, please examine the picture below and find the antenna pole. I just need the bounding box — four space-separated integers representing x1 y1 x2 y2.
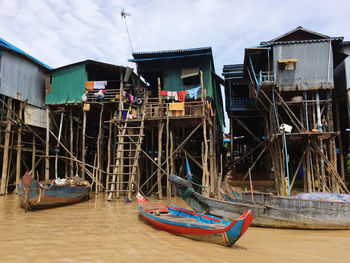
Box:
121 10 134 53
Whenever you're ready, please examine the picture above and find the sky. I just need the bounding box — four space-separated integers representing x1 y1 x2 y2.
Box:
1 0 349 132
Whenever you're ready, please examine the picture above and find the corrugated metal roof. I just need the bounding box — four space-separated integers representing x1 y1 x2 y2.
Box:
261 37 343 46
0 37 51 69
130 47 212 62
223 64 243 73
51 59 127 72
267 26 330 43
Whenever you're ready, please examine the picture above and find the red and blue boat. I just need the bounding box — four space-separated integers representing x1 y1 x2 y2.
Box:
17 172 90 211
137 192 252 247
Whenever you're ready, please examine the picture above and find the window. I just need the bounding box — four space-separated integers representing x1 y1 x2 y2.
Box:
181 67 200 86
278 59 298 71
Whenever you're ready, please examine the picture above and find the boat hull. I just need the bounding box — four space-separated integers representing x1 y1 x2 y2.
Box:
17 174 90 210
137 194 252 247
169 174 350 230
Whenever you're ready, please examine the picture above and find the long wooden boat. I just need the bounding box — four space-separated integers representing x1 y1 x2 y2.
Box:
136 192 252 247
17 172 90 211
169 174 350 230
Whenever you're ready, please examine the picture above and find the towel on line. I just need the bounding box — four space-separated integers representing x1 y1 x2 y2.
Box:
187 86 201 99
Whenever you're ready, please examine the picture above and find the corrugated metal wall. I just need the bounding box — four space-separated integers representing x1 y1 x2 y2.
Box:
46 63 86 104
341 45 350 90
0 49 46 107
273 41 334 91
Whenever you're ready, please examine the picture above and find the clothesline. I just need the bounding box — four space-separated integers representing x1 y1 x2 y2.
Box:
160 86 202 102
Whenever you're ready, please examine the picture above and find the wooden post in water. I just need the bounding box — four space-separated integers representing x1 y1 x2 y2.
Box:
200 71 209 196
106 111 113 190
209 126 215 196
15 101 24 192
0 98 12 195
166 104 171 203
32 135 36 179
97 104 104 192
70 107 74 177
81 108 87 180
157 77 163 199
45 107 50 180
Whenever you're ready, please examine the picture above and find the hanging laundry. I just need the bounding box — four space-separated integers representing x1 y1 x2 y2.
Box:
169 102 184 111
85 81 94 90
86 81 107 90
160 90 168 97
177 91 187 102
93 81 107 90
129 94 134 104
168 91 178 101
187 86 201 99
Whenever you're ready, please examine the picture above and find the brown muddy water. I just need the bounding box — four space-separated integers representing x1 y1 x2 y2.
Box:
0 194 349 263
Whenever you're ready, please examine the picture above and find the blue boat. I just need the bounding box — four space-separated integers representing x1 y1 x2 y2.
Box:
17 172 90 211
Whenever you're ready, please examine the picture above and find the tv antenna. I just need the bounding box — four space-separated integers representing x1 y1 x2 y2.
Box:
121 9 134 53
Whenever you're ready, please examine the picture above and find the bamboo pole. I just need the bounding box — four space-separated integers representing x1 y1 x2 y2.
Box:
209 126 215 195
170 131 174 198
55 112 64 179
335 101 345 180
32 135 36 179
166 104 170 203
157 122 164 199
97 104 104 192
45 107 50 180
70 107 74 177
81 109 87 180
157 77 163 199
15 101 24 192
106 111 113 191
0 98 12 195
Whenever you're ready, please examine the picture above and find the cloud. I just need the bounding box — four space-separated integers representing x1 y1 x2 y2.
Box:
1 0 349 131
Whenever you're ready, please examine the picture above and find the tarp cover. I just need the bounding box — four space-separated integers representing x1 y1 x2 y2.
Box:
292 192 350 203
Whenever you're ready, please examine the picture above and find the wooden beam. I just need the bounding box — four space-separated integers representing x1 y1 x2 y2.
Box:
0 98 12 195
181 148 202 169
45 107 50 180
81 109 87 180
290 150 306 190
15 101 24 192
311 141 349 193
232 116 262 143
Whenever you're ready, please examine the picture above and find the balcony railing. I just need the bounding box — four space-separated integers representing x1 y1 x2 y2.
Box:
258 71 275 85
230 98 256 111
144 99 205 119
86 89 120 103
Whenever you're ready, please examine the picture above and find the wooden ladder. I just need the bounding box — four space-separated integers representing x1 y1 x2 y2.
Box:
107 94 148 201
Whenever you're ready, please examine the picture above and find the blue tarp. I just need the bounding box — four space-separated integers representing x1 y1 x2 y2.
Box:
292 192 350 203
0 37 51 69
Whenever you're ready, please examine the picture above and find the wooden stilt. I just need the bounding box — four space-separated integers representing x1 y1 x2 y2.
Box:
75 114 80 176
0 98 12 195
209 126 215 196
202 118 209 196
166 105 170 203
55 112 64 179
70 107 74 177
157 77 163 199
32 135 36 179
96 104 104 192
106 111 113 191
81 108 87 180
157 122 164 199
15 101 24 192
335 101 345 181
45 107 50 180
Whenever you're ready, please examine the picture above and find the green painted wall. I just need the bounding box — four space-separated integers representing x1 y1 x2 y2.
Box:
46 64 87 104
138 57 223 132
